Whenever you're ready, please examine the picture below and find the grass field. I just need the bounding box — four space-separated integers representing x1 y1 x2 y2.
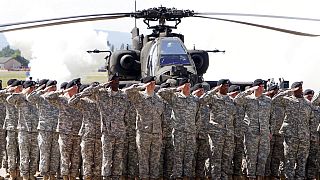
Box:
0 70 109 87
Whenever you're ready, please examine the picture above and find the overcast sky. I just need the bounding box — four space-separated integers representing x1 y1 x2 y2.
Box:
1 0 320 90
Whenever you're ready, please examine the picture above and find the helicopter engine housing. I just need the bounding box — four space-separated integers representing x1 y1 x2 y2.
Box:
188 50 209 75
109 50 141 80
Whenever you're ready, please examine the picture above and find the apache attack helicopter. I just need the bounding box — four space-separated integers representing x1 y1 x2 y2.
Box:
1 6 319 87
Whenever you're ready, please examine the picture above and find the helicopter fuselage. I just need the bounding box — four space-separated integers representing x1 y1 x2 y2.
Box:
140 37 197 84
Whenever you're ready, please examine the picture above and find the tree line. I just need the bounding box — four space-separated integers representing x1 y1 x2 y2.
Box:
0 46 29 67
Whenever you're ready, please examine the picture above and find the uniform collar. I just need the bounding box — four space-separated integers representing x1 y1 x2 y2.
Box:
143 90 155 98
108 87 120 96
179 91 189 98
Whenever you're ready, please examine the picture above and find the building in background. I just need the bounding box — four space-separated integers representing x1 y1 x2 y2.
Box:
0 57 21 70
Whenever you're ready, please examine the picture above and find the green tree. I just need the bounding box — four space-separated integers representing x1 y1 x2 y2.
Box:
0 46 29 67
15 55 29 67
0 45 15 57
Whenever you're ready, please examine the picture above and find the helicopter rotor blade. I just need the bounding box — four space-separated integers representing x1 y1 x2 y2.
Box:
197 12 320 22
0 13 133 28
0 15 129 33
194 15 320 37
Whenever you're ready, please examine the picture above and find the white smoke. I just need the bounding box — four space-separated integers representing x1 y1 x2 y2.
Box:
5 23 107 83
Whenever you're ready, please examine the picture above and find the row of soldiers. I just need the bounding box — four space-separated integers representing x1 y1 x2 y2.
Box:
0 76 319 180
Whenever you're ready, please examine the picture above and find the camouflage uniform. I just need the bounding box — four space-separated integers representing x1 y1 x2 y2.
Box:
200 89 236 179
234 90 272 178
7 93 39 177
68 94 102 178
0 101 6 172
27 90 60 176
158 88 198 178
45 91 83 177
123 101 139 179
194 102 210 178
307 93 320 179
0 90 19 173
159 102 174 179
127 87 164 179
230 96 245 177
273 91 313 179
83 86 129 178
264 96 286 178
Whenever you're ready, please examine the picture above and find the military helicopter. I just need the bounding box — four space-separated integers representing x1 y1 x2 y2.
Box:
1 6 319 86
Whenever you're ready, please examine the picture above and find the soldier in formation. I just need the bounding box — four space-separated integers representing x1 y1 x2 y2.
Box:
228 85 245 180
27 79 60 180
1 79 21 180
158 78 199 179
192 83 209 180
126 76 165 180
234 79 272 180
68 83 102 180
199 79 237 180
308 89 320 180
7 80 39 180
45 79 83 180
0 87 5 180
264 85 285 180
1 77 320 180
158 81 175 180
273 81 313 179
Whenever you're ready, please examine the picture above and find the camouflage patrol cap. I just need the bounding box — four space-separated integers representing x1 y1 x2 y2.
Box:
23 81 36 88
141 76 155 83
291 81 303 89
7 79 17 86
217 79 230 86
253 79 264 86
303 89 314 95
228 85 240 93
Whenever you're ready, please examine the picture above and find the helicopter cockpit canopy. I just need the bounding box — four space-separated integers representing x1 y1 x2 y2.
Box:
146 37 197 82
159 38 191 66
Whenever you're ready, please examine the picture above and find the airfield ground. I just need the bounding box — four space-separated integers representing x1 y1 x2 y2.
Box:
0 70 109 87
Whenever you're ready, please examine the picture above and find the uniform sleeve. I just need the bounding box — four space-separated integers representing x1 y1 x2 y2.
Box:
157 88 176 105
0 90 10 102
311 92 320 106
125 86 144 105
123 99 130 128
310 107 319 142
234 89 252 106
6 93 24 106
199 88 219 105
82 85 105 97
68 95 84 111
269 102 276 135
26 91 41 104
195 103 202 137
272 91 290 107
234 103 245 136
44 91 63 108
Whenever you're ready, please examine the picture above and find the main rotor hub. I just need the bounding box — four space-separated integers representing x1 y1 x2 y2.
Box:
133 7 195 30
